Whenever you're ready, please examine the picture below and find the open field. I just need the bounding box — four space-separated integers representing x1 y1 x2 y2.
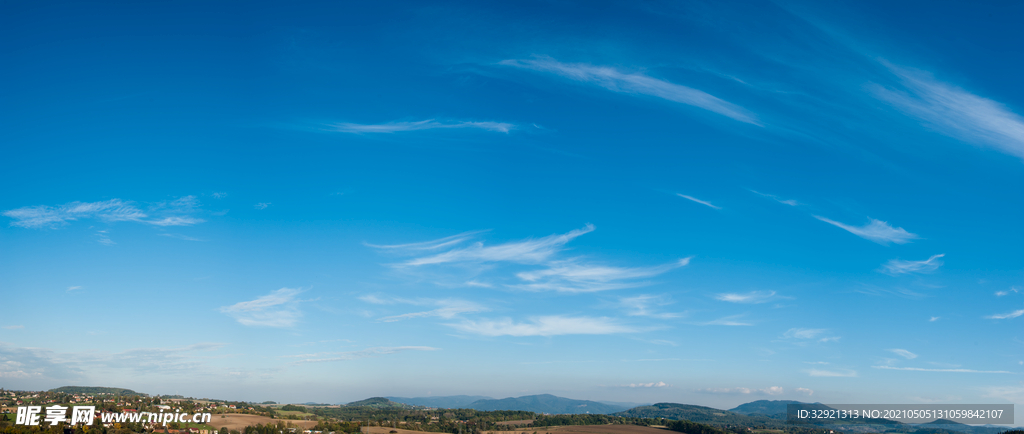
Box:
484 425 673 434
208 414 318 431
495 420 535 426
276 410 318 418
362 428 429 434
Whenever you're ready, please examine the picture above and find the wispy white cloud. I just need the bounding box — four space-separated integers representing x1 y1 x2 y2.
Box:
701 315 752 326
807 369 857 377
623 381 668 388
784 328 826 339
796 388 814 396
254 202 271 210
500 57 760 125
873 366 1012 374
399 225 594 266
67 286 82 292
289 346 439 364
814 216 919 245
4 199 146 228
677 194 721 210
929 316 941 322
365 230 486 251
995 287 1020 297
872 63 1024 160
784 328 840 343
2 325 24 330
0 341 226 381
513 257 690 293
889 349 918 359
377 298 489 322
750 190 799 206
447 315 638 337
329 119 515 134
619 295 684 319
880 254 944 275
853 284 927 299
372 225 685 295
149 216 205 226
986 308 1024 320
158 233 205 242
697 386 784 395
219 288 304 327
96 232 115 245
715 290 777 304
3 197 206 229
358 294 392 305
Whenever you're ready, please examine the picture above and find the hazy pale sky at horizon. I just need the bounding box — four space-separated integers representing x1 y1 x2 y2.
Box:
1 0 1022 411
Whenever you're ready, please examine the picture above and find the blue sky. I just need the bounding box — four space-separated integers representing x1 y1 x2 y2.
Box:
1 0 1022 411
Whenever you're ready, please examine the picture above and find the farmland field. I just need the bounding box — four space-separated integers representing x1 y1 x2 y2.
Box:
207 414 318 430
483 425 674 434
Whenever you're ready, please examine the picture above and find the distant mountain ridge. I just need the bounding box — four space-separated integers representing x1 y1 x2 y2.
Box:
345 397 414 409
49 386 142 396
613 402 770 424
467 394 627 414
387 396 492 408
728 400 831 419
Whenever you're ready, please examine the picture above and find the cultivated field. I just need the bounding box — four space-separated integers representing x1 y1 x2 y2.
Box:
495 420 535 426
207 414 318 431
362 428 429 434
484 425 673 434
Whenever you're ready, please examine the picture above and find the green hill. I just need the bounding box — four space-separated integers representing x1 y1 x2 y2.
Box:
468 394 627 414
613 402 770 424
728 400 829 419
48 386 142 396
345 397 414 409
386 395 493 408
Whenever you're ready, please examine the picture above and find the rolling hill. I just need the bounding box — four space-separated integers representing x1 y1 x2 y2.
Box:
48 386 142 396
612 402 770 424
386 395 493 408
345 397 415 409
467 394 628 414
728 400 830 419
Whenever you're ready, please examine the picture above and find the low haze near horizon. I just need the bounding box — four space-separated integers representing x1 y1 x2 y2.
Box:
1 0 1022 411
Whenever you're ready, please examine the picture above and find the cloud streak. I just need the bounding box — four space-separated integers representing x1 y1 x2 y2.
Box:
715 290 776 304
750 190 798 206
814 216 919 245
219 288 304 327
784 328 840 343
371 226 688 294
873 366 1012 374
289 346 439 363
500 57 760 125
372 298 489 322
447 315 638 337
872 63 1024 160
399 225 595 266
619 295 684 319
698 386 784 395
880 254 944 275
3 197 206 229
807 369 857 377
677 194 721 210
365 230 487 251
889 349 918 359
624 381 668 388
513 257 690 293
701 315 752 326
329 119 515 134
986 308 1024 320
